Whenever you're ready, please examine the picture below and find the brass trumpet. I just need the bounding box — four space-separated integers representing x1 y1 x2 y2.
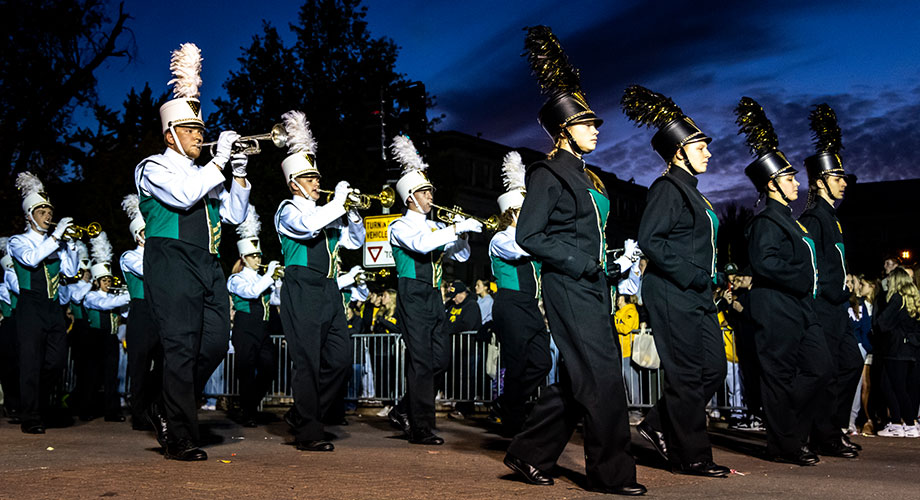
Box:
429 204 499 232
355 268 390 285
257 264 285 280
201 123 288 156
49 221 102 240
318 186 396 210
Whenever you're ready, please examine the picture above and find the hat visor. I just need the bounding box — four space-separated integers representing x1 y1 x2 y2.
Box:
567 115 604 128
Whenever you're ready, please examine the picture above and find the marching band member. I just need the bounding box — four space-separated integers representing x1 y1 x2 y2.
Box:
0 243 20 422
9 172 80 434
134 43 250 460
274 110 364 451
623 85 729 477
82 232 131 422
504 26 644 496
736 97 831 466
488 151 550 437
387 135 480 445
799 105 862 457
227 207 278 428
119 194 164 433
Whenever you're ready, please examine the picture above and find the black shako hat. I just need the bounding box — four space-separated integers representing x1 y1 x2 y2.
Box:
804 103 846 180
621 85 711 163
735 97 796 191
524 26 602 138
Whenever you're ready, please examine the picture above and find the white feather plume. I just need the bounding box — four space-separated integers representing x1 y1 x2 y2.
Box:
390 135 428 175
167 43 202 99
121 194 143 222
15 171 45 198
75 241 89 262
235 205 261 239
281 110 317 155
501 151 526 192
0 237 8 257
90 232 113 265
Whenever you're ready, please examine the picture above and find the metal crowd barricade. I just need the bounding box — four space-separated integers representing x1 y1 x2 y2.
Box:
58 328 749 416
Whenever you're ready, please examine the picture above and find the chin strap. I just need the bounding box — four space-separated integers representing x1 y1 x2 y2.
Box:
562 128 586 157
769 178 792 205
819 176 841 202
28 211 48 234
168 124 189 158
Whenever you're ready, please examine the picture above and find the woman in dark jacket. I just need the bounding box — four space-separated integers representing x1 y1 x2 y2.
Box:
622 85 728 477
874 268 920 438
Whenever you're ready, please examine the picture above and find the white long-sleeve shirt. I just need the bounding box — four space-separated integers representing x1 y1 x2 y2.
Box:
8 228 80 281
0 282 9 306
69 280 92 303
120 246 144 277
227 266 275 299
489 226 530 261
135 147 250 225
3 267 18 296
388 209 470 262
275 195 365 249
83 289 131 311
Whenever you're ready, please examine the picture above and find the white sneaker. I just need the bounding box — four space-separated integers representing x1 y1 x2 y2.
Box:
846 424 859 436
877 423 905 437
903 424 920 438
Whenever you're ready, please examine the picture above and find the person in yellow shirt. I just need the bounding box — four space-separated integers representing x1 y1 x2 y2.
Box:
615 292 640 405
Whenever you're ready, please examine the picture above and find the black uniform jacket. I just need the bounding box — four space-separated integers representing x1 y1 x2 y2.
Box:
638 167 718 292
747 198 818 300
516 150 607 280
798 200 849 305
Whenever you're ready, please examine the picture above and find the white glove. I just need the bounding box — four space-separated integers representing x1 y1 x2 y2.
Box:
213 131 240 166
332 181 351 205
454 217 483 234
265 260 280 278
346 265 362 281
614 255 633 273
337 265 362 289
230 153 248 178
52 217 74 240
623 239 639 260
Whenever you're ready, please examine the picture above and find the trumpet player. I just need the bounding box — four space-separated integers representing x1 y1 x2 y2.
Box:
134 43 250 461
386 135 481 445
227 208 279 428
274 110 364 452
81 232 131 423
119 195 164 436
9 172 80 434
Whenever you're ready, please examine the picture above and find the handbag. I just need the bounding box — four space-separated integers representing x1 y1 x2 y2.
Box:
631 326 660 370
486 333 501 379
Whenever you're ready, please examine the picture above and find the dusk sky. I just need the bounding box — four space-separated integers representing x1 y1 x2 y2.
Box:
92 0 920 204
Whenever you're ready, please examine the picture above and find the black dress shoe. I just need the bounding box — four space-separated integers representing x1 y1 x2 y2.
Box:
295 440 334 452
145 404 169 449
841 434 862 451
592 482 647 496
164 440 208 461
104 414 126 422
773 447 820 466
409 429 444 445
674 461 730 477
388 407 411 435
21 421 45 434
503 454 553 485
816 439 858 458
636 420 668 461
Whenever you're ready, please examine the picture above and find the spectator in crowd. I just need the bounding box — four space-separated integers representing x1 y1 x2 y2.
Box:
361 287 383 333
847 273 873 435
474 279 494 325
873 268 920 438
614 289 640 405
724 267 762 429
881 255 900 292
373 289 399 334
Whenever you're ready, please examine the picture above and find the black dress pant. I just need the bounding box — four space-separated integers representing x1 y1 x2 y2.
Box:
507 271 636 490
492 289 551 435
99 329 122 417
144 238 230 444
16 291 68 424
74 327 102 418
750 288 831 456
395 278 449 433
810 299 864 444
879 358 918 424
126 298 162 421
0 315 20 416
642 273 726 466
280 266 351 442
231 310 275 415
